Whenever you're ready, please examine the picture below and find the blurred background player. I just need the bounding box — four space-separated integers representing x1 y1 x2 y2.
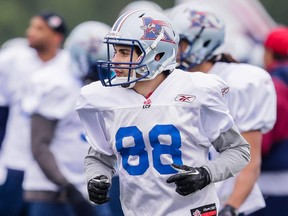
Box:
0 37 28 214
21 21 111 216
174 0 277 67
76 9 250 216
0 37 28 150
0 37 27 154
249 26 288 216
0 11 68 216
169 2 276 215
0 37 28 149
65 20 123 216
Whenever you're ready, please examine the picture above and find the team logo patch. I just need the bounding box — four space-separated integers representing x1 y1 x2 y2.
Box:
143 98 151 109
190 203 217 216
140 17 175 44
175 94 196 103
189 10 223 29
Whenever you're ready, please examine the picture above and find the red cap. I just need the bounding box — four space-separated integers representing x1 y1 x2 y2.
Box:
264 27 288 56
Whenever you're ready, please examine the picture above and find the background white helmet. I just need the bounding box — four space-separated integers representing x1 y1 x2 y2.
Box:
169 2 225 70
175 0 277 66
64 21 111 82
118 0 163 16
97 9 179 87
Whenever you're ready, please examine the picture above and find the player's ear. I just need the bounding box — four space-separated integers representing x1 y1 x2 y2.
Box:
155 53 164 61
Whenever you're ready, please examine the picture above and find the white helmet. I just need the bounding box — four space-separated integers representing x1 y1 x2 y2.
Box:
169 2 225 70
64 21 111 81
119 1 163 16
97 9 179 88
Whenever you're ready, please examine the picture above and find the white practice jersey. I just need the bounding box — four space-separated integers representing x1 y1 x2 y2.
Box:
209 62 276 214
76 69 236 216
0 46 45 170
21 54 90 197
209 62 276 133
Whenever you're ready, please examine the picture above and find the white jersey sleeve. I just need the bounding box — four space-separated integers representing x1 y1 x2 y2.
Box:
76 83 115 156
210 62 276 133
208 62 273 213
0 48 16 105
199 74 233 142
22 61 77 120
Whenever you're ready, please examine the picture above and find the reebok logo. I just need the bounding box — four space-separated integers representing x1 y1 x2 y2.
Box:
175 94 196 103
221 87 229 96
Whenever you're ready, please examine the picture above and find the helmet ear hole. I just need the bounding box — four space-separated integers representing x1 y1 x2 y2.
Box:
155 52 165 61
203 40 211 48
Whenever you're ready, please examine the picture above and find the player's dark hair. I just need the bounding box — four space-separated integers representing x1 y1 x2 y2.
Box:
134 45 142 56
208 53 239 64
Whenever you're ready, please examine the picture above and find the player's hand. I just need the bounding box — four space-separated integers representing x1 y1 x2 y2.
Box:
166 164 211 196
218 205 238 216
87 175 110 204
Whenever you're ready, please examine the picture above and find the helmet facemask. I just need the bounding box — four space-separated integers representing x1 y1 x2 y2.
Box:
97 37 151 88
178 29 222 71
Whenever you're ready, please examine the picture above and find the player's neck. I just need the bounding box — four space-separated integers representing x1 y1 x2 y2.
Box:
188 61 213 73
37 48 59 62
133 73 166 97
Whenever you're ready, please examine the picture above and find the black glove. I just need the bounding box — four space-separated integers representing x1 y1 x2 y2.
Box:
166 164 211 196
64 183 95 216
87 175 111 204
218 205 238 216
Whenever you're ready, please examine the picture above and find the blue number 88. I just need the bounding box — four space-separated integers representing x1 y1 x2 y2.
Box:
115 124 183 175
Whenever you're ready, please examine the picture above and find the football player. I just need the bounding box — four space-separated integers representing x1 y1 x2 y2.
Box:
20 21 111 216
249 27 288 216
0 11 68 216
169 2 276 215
76 9 250 216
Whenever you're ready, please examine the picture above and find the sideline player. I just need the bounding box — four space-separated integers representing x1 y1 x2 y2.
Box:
0 37 28 211
249 27 288 216
21 21 111 216
0 11 68 216
76 9 250 216
169 2 276 215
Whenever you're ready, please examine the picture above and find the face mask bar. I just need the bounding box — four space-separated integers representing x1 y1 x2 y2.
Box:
178 27 205 70
177 26 222 71
97 37 150 87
